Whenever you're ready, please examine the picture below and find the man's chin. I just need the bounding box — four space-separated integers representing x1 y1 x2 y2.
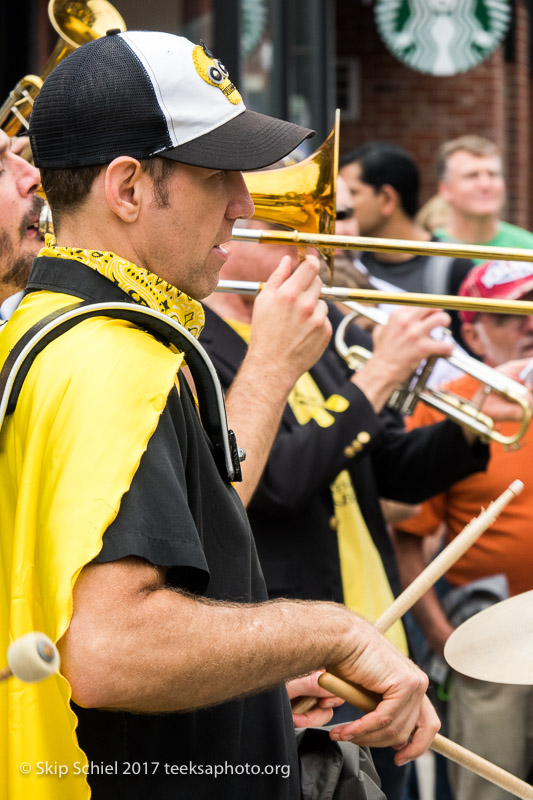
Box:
181 277 219 303
470 204 502 218
0 253 35 291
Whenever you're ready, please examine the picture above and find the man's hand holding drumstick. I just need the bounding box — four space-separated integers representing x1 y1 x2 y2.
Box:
326 620 439 765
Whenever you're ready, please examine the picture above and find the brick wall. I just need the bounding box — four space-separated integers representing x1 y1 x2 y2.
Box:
337 0 533 230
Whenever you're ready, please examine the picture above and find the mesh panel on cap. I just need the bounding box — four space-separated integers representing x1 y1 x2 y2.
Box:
30 36 173 167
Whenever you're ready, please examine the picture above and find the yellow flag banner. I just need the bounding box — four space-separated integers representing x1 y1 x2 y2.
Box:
286 370 408 655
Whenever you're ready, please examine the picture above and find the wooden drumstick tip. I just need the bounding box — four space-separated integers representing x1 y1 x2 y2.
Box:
5 632 60 683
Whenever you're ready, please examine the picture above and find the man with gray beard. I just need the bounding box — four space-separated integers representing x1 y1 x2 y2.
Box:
0 132 44 319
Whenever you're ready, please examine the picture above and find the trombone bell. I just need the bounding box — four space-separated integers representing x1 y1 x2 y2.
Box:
243 110 339 274
49 0 127 48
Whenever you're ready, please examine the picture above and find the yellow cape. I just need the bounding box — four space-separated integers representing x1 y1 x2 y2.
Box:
0 290 184 799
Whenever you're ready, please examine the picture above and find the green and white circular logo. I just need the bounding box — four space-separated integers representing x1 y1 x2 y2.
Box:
375 0 511 76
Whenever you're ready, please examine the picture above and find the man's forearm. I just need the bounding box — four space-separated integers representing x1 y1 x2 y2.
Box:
60 559 369 712
60 557 438 760
208 257 333 505
225 350 294 506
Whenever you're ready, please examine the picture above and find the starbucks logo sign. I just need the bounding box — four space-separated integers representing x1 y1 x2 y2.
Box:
375 0 511 76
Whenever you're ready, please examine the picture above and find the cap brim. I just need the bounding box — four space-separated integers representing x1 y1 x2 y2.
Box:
459 274 533 322
506 276 533 301
160 109 315 171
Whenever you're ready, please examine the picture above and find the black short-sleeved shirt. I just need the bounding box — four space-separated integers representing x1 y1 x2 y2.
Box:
25 256 300 800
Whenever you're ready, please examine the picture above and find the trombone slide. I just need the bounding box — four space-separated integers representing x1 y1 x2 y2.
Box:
214 280 533 448
232 227 533 267
215 278 533 315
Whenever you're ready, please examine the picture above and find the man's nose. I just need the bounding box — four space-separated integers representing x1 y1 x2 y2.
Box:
477 172 493 188
16 156 40 197
227 172 255 221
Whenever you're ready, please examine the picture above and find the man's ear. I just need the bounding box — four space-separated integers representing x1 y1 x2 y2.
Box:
438 179 451 204
379 184 399 216
104 157 145 223
461 321 487 358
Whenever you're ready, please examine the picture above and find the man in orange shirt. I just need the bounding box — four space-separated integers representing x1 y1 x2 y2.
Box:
394 259 533 800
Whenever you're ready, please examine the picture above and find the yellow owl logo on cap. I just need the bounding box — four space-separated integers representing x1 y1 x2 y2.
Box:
192 41 242 105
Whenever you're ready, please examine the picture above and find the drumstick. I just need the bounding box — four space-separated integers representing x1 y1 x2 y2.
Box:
319 673 533 800
292 480 523 715
0 632 60 683
375 478 523 633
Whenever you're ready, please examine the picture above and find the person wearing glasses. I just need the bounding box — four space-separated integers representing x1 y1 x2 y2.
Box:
328 175 375 295
339 142 475 348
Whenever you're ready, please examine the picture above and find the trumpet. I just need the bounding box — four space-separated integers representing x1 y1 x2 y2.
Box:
334 301 532 449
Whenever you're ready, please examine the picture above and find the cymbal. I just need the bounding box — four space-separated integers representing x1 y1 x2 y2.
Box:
444 590 533 685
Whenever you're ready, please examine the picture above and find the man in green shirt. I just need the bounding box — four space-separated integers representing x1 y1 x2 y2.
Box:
436 135 533 261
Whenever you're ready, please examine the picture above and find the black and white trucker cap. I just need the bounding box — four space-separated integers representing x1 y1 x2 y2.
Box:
29 30 314 171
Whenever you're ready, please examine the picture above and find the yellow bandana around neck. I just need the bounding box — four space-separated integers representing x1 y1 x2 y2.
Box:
40 234 205 338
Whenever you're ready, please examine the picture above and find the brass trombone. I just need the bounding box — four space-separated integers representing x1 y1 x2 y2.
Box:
0 0 126 137
215 279 533 316
239 109 533 293
243 109 339 273
215 279 533 447
232 227 533 273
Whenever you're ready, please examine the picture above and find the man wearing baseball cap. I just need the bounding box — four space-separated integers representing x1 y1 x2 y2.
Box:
0 31 439 800
394 261 533 800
